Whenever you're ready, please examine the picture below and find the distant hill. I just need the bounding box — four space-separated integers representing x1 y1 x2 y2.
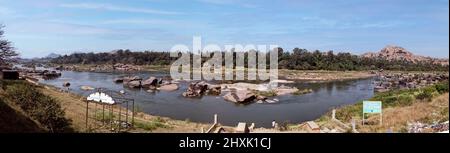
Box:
45 53 61 59
362 45 449 66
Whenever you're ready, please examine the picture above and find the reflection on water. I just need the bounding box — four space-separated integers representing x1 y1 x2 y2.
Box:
40 70 374 127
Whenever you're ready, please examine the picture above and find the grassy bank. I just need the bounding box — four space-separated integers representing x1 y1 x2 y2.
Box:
37 82 216 133
0 80 73 133
316 81 449 132
1 80 217 133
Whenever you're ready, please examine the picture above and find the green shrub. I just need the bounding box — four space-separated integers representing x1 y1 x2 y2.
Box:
434 81 449 94
335 102 363 122
396 94 415 106
416 87 436 101
253 90 277 97
134 119 168 131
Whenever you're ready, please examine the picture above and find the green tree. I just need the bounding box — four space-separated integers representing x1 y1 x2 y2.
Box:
0 25 18 65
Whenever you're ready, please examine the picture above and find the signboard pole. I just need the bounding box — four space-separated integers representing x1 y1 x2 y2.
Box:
362 112 365 125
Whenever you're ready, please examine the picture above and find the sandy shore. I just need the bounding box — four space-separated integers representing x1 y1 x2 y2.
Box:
279 69 376 82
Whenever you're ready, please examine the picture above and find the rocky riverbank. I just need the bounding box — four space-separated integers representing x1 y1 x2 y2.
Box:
55 63 142 72
373 72 449 92
16 68 62 80
49 64 379 82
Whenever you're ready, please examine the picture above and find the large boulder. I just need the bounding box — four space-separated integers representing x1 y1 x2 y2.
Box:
62 82 71 87
207 85 222 95
123 76 142 83
159 84 179 91
223 91 256 103
125 80 141 88
182 81 209 97
141 77 159 88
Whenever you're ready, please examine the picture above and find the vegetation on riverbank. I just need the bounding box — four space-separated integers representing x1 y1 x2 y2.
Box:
38 82 216 133
50 47 448 72
0 80 73 132
0 80 218 133
316 81 449 132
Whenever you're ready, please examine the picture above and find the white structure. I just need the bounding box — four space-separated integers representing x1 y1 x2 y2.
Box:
87 92 115 104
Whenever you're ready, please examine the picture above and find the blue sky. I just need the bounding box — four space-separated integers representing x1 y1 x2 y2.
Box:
0 0 448 58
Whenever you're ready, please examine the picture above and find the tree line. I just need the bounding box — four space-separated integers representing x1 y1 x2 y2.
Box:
1 25 448 71
51 48 448 71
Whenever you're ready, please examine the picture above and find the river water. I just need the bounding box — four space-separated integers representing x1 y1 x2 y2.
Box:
39 70 374 127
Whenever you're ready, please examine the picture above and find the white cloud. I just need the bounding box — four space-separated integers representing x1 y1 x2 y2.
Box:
60 3 182 15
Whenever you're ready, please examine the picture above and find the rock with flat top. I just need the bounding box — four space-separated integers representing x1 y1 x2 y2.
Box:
159 84 179 91
81 86 95 91
223 91 256 103
123 76 142 83
125 80 141 88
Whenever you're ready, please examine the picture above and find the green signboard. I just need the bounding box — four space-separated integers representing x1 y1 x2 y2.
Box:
363 101 382 114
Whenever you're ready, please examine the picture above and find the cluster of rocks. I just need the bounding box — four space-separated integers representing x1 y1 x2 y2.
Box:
42 70 62 79
114 76 178 91
57 63 140 72
112 63 140 71
374 73 449 92
182 81 221 97
222 91 272 104
407 121 449 133
180 81 311 104
19 69 62 80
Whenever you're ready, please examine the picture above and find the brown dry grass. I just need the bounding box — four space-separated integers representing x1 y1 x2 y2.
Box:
358 93 449 133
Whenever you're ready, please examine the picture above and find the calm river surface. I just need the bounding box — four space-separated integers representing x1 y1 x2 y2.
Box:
39 70 374 127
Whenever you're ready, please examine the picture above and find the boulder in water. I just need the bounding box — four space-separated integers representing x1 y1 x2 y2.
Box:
182 81 209 97
81 86 95 91
114 78 124 83
141 77 158 88
62 82 71 87
207 85 222 95
159 84 179 91
223 91 256 103
125 80 141 88
123 76 142 83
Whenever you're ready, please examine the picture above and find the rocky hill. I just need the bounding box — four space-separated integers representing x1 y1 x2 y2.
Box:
362 45 449 66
